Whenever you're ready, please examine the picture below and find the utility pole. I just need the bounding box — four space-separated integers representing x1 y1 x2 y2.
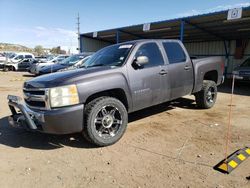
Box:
76 13 80 53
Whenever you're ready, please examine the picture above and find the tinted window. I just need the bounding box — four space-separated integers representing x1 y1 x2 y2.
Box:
25 55 32 58
135 43 164 68
16 55 24 60
163 42 186 64
84 43 133 68
240 58 250 67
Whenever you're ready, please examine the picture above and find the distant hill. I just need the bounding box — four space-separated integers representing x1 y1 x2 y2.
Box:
0 43 33 52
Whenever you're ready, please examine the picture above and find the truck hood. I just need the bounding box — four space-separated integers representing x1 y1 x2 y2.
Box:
24 66 113 89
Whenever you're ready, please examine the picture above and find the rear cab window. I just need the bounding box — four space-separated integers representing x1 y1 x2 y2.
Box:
163 42 187 64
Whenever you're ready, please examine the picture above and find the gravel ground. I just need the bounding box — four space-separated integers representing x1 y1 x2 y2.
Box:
0 71 250 188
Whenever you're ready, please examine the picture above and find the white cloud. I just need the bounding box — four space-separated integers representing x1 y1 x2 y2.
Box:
177 2 250 17
177 9 201 17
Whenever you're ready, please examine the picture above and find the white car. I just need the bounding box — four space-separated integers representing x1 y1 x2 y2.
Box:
4 52 35 71
0 53 6 62
0 53 14 69
30 55 69 75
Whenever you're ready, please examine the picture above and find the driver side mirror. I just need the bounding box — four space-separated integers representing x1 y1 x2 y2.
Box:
135 56 149 66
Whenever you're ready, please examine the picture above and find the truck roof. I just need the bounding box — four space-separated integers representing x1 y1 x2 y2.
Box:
15 52 34 55
118 39 182 45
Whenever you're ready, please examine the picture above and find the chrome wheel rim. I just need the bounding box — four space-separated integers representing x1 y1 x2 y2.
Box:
94 105 122 138
206 87 215 104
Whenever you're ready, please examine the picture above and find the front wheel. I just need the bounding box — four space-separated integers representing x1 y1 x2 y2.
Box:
83 97 128 146
195 80 217 109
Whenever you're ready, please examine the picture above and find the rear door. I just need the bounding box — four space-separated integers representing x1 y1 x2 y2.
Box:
18 59 28 70
127 42 167 111
162 41 194 99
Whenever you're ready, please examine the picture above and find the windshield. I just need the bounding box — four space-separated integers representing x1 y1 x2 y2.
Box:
59 55 84 65
46 56 54 61
9 54 16 58
240 58 250 67
84 43 134 68
78 56 91 68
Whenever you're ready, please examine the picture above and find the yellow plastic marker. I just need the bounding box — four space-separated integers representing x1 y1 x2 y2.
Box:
246 149 250 155
237 154 246 161
228 160 238 168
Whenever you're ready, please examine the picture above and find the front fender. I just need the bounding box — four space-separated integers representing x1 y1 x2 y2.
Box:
76 72 132 111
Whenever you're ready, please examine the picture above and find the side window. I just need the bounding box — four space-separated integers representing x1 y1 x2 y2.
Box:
25 55 32 58
16 55 24 60
134 43 164 68
163 42 186 64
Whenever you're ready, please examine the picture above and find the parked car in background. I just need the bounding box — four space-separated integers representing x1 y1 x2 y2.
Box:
35 56 48 62
0 53 6 62
58 55 92 72
4 58 46 71
4 58 33 71
0 53 7 69
47 55 69 63
29 55 69 75
0 52 16 69
7 39 224 146
3 52 35 71
233 57 250 82
39 53 93 74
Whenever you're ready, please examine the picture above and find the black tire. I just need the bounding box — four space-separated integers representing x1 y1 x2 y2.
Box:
10 66 16 71
195 80 217 109
83 97 128 146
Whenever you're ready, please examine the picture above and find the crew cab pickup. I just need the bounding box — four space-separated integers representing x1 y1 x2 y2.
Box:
7 40 224 146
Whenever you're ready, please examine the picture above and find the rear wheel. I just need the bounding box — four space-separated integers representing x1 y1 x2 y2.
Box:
10 66 16 71
83 97 128 146
195 80 217 109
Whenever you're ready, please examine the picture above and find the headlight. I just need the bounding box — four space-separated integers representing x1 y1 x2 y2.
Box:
49 85 79 108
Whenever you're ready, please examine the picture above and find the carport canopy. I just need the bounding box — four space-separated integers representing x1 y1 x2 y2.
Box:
81 6 250 45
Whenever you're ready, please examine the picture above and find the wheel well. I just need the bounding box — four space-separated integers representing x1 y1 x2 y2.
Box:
85 89 129 110
204 70 218 83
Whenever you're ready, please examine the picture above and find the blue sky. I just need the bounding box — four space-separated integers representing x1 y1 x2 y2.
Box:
0 0 250 52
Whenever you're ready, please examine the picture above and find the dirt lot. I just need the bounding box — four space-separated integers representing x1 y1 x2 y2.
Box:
0 71 249 188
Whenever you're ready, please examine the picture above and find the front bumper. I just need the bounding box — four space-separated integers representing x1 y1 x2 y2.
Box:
8 95 84 134
0 62 5 69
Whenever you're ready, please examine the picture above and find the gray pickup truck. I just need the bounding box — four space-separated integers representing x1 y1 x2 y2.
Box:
7 39 224 146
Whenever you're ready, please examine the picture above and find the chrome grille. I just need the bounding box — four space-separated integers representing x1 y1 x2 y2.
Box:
23 88 50 110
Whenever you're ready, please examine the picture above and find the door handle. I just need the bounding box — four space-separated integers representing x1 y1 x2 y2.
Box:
184 66 191 70
159 70 168 75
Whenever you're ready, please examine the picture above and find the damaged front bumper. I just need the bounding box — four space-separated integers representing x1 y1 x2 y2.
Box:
7 95 84 134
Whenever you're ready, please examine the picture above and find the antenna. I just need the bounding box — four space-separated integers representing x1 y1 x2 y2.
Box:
76 13 80 53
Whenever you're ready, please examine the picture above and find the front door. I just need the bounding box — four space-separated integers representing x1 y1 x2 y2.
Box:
127 42 167 111
18 59 31 70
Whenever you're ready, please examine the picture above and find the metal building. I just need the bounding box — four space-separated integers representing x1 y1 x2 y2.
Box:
80 6 250 76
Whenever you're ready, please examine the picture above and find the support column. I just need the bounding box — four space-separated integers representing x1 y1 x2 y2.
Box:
180 20 185 42
79 35 83 53
116 30 120 44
